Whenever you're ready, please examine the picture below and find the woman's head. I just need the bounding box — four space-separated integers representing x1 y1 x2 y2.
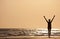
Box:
48 19 51 22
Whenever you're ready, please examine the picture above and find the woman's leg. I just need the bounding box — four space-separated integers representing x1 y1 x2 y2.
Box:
48 29 51 38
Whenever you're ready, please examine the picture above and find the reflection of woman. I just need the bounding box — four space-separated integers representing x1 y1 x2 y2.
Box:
43 15 55 38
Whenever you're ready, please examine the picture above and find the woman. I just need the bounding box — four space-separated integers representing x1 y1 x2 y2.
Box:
43 15 55 38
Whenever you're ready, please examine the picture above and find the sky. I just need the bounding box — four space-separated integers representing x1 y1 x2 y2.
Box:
0 0 60 29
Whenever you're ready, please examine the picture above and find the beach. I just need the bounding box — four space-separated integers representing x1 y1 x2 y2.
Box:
0 36 60 39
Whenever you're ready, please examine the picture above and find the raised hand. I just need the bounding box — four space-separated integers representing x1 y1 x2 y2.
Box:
51 15 55 22
43 16 48 22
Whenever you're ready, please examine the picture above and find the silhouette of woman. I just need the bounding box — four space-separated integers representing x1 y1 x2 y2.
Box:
43 15 55 38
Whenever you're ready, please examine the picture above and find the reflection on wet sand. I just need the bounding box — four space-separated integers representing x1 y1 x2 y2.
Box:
0 36 60 39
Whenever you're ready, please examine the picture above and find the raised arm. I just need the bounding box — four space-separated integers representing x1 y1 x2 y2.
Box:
43 16 48 22
51 15 55 22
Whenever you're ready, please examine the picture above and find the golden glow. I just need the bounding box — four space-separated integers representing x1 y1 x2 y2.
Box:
0 0 60 29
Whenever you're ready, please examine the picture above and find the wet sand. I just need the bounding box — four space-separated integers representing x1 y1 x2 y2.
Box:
0 36 60 39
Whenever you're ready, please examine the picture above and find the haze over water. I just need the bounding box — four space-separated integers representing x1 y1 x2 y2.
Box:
0 0 60 29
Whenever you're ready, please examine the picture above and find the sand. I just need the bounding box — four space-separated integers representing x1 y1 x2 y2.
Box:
0 36 60 39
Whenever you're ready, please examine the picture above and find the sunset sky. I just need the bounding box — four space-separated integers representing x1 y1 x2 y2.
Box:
0 0 60 29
